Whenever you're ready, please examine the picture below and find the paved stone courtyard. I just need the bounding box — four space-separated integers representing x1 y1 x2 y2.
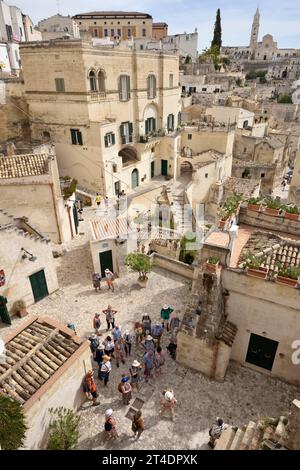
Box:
1 206 300 450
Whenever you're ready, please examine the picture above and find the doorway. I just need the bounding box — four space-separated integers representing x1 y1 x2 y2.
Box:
29 270 49 303
161 159 168 176
114 181 120 196
73 203 79 235
99 250 113 278
246 333 278 371
151 161 155 178
131 169 139 189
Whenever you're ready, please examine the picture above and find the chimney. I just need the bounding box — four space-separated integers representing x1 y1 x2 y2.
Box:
5 142 16 156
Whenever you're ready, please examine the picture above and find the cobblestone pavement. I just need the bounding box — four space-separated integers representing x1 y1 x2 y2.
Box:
1 205 299 450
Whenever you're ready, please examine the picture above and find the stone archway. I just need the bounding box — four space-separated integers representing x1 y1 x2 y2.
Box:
180 160 193 177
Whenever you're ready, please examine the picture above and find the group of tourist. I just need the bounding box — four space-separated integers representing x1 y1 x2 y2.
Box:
82 302 183 441
92 269 115 293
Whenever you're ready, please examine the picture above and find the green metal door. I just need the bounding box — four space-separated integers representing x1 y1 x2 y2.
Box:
100 250 113 278
151 161 155 178
246 333 278 371
131 169 139 189
73 203 79 235
0 296 11 324
29 270 49 303
161 159 168 176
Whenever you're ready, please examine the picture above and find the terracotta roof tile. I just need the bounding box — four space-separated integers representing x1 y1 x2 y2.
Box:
0 154 49 179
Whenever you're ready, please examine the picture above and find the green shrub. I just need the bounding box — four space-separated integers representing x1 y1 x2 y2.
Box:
283 205 300 215
264 196 281 210
0 395 28 449
248 197 261 205
242 251 267 270
208 256 219 265
277 94 292 104
47 407 80 450
276 263 300 280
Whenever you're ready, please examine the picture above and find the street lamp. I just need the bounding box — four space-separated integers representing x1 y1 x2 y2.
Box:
21 248 37 262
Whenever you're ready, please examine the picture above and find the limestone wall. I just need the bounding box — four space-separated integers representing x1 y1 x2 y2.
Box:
151 253 195 279
177 331 215 376
239 206 300 237
0 80 30 141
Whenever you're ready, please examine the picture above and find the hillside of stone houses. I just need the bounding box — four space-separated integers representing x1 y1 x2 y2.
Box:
1 1 300 453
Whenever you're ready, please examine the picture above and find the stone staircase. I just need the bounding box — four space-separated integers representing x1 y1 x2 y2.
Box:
214 416 289 450
166 184 187 235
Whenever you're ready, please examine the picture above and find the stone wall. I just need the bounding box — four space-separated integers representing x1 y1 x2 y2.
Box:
239 205 300 237
151 253 195 280
0 80 30 141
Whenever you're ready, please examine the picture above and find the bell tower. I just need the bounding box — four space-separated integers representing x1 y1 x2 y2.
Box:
250 8 260 51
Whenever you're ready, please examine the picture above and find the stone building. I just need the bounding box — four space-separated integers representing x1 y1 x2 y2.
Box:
135 30 198 62
22 14 42 42
19 38 181 197
0 315 91 448
177 204 300 387
0 148 77 243
37 14 80 41
232 131 289 194
205 106 255 129
0 210 58 317
222 9 300 62
288 149 300 205
152 22 168 40
72 11 153 40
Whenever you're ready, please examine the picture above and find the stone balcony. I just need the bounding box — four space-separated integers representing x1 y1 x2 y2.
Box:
88 91 107 102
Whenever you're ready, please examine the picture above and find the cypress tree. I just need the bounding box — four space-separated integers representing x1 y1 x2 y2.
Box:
211 8 222 51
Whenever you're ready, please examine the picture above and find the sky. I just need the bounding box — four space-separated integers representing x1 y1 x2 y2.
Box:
10 0 300 50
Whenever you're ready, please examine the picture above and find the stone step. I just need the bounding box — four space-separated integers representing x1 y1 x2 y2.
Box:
275 416 288 442
214 427 237 450
230 427 245 450
239 421 257 450
248 422 264 450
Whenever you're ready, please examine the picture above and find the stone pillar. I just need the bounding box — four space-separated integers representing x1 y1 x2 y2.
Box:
215 340 232 381
286 399 300 450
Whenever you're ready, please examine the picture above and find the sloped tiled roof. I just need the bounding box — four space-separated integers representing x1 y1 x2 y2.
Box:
238 231 300 275
0 154 49 179
90 217 130 241
0 317 84 406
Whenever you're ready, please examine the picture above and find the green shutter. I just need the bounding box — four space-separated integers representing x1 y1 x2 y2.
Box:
153 118 156 131
71 129 75 144
145 119 149 135
119 76 122 100
127 76 131 99
112 133 115 145
129 122 133 136
78 131 83 145
104 134 108 147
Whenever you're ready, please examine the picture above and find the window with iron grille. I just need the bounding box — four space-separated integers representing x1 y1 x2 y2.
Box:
119 75 131 101
70 129 83 145
147 74 157 99
55 78 65 92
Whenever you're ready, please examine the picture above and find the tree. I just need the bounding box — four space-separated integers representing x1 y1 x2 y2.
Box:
211 8 222 52
277 94 293 104
125 252 152 281
47 407 80 450
0 395 28 449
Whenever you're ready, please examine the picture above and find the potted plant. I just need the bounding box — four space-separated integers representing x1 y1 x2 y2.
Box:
264 196 282 216
275 263 300 287
11 299 28 318
218 193 243 229
283 205 300 221
247 197 262 212
205 256 220 273
125 252 152 288
242 252 269 279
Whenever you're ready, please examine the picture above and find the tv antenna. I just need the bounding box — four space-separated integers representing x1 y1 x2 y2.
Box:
56 0 61 14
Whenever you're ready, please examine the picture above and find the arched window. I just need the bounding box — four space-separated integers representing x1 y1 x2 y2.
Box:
119 75 130 101
98 70 105 92
131 168 139 189
89 71 97 91
147 74 156 99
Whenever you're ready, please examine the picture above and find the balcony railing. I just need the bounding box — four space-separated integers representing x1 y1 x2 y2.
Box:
89 91 106 101
139 129 165 143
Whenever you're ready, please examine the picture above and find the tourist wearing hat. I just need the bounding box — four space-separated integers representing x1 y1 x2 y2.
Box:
129 359 142 391
102 305 117 331
160 304 174 332
143 334 155 353
159 389 177 420
95 343 105 367
82 370 99 406
99 355 112 386
151 321 164 348
88 333 99 358
118 374 132 405
93 313 102 336
104 268 115 292
143 350 155 381
123 329 133 356
104 408 118 440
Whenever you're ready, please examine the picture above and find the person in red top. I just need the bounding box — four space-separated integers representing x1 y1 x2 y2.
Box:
83 370 99 406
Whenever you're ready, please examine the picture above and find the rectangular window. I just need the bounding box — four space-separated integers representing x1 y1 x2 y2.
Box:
261 173 265 178
140 45 144 50
104 29 108 37
55 78 65 92
104 132 116 147
117 29 121 36
142 28 146 37
147 75 157 99
119 75 131 101
145 117 156 135
169 73 174 88
205 173 208 178
111 29 114 36
94 29 98 37
188 134 192 140
128 29 132 37
167 114 175 131
120 122 133 144
70 129 83 145
5 24 12 41
177 112 182 126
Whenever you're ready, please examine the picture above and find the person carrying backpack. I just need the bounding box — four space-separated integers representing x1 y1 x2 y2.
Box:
88 334 99 358
208 418 229 448
82 370 99 406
